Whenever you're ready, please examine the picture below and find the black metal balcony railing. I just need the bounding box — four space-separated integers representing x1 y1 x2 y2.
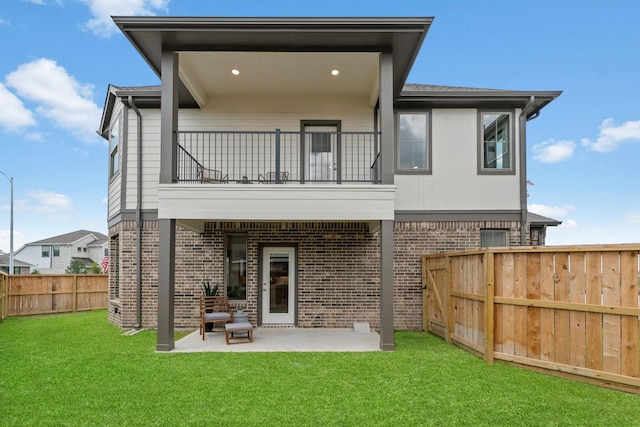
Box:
177 130 381 184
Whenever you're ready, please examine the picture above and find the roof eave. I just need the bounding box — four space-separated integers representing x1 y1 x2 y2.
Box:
397 90 562 115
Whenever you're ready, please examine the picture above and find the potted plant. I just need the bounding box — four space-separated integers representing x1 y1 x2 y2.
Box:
202 280 220 297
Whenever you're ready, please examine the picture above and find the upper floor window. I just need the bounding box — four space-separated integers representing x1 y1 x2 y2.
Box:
397 112 431 173
109 118 120 178
53 245 60 257
42 245 50 258
479 112 514 174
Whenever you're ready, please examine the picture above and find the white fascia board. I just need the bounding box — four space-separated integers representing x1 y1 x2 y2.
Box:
158 184 396 221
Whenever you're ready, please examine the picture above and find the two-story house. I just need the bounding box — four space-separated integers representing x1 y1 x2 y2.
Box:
13 230 108 274
99 16 561 351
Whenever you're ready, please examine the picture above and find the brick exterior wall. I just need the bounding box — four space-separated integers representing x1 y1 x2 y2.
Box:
393 220 522 330
108 219 523 331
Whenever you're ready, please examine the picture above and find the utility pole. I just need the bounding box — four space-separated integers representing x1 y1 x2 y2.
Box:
0 171 13 274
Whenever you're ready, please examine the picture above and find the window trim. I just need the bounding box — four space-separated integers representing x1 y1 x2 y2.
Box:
477 110 516 175
52 245 60 257
41 245 50 258
109 117 120 179
395 111 432 174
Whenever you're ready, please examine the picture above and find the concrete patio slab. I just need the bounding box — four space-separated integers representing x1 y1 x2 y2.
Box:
172 327 381 352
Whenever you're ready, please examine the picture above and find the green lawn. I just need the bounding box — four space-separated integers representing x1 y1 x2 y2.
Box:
1 310 640 426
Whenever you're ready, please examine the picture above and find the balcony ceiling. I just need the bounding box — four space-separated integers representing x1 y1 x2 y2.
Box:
113 16 433 106
178 51 380 106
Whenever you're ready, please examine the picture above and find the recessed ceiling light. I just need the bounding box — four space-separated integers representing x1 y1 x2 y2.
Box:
231 69 240 76
331 69 340 76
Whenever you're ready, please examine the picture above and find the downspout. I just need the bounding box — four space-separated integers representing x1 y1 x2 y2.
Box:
127 96 143 329
519 96 537 245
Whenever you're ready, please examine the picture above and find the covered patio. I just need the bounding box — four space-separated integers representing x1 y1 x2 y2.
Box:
171 326 381 352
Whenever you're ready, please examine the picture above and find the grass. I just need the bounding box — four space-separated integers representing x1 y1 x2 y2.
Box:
2 311 640 426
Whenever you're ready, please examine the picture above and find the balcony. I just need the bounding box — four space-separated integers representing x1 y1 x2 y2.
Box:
176 130 381 185
158 130 395 229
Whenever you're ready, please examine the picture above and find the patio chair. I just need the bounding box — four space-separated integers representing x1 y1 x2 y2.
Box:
199 295 234 340
199 167 228 184
258 171 289 184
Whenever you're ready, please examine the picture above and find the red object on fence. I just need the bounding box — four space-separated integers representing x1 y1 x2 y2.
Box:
101 257 109 272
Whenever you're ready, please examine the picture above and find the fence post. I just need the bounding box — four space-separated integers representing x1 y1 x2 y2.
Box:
484 251 495 364
445 255 453 343
72 275 78 312
421 255 428 331
0 273 6 322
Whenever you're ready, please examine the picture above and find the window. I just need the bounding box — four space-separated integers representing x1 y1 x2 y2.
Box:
397 112 430 172
109 118 120 178
480 230 509 247
311 133 332 153
53 245 60 257
479 112 514 174
226 235 247 300
111 235 119 298
42 245 50 258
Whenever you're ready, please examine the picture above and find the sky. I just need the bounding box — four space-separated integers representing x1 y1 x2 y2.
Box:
0 0 639 252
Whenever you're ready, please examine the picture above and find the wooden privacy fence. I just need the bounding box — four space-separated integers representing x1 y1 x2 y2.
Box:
6 274 108 316
423 245 640 393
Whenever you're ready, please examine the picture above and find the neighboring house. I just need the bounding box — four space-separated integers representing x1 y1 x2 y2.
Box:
13 230 108 274
0 252 32 274
99 16 561 351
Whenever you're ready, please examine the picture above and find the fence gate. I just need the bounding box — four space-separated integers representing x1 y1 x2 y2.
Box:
422 255 449 341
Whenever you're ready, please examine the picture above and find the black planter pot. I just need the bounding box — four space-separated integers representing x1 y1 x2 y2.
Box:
205 308 214 332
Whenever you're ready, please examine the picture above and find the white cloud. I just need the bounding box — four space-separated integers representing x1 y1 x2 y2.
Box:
532 139 575 163
14 190 74 217
24 132 46 142
79 0 170 37
528 203 575 219
559 219 578 229
581 118 640 152
0 229 25 254
5 58 102 142
0 83 37 131
0 17 9 25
